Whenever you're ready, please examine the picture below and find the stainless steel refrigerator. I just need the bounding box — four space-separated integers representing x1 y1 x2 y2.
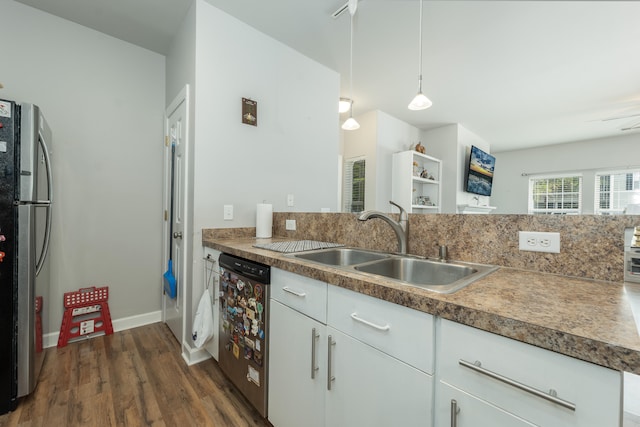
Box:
0 99 53 414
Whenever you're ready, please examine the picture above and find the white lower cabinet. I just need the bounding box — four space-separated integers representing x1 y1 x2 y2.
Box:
268 299 325 427
268 269 435 427
268 270 623 427
435 319 622 427
325 325 433 427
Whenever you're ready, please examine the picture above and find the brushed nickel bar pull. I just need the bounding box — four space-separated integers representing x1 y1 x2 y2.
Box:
283 286 307 297
459 359 576 411
350 313 390 331
311 328 319 379
327 335 336 390
451 399 459 427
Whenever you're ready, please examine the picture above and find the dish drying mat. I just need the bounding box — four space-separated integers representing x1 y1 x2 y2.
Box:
254 240 344 253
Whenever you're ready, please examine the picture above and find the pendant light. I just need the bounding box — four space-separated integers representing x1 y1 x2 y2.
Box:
342 0 360 130
338 97 352 114
408 0 432 111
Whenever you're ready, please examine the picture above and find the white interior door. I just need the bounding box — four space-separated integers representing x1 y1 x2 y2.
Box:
163 87 188 343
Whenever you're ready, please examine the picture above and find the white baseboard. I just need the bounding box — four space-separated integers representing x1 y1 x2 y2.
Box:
43 310 163 349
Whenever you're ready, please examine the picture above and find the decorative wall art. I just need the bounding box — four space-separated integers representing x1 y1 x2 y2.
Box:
242 97 257 126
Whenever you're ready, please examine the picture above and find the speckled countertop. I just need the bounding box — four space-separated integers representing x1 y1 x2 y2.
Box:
203 237 640 375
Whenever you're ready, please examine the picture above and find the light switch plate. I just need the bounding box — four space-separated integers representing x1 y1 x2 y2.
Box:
518 231 560 253
223 204 233 220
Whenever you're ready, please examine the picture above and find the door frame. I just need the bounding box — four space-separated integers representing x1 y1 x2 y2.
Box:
162 84 191 350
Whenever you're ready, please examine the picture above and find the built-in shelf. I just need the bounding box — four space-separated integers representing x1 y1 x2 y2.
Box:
457 204 497 214
393 151 442 214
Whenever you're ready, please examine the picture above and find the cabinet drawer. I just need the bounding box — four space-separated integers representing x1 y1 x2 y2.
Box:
271 268 327 323
438 319 622 427
327 284 434 374
436 382 535 427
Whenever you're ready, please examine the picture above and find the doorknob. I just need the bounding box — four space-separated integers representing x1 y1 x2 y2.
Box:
173 231 183 239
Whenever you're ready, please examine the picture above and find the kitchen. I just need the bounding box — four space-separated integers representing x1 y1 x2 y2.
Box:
1 0 639 425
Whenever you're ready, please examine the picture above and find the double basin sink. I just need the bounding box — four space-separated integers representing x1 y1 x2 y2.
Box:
288 247 498 294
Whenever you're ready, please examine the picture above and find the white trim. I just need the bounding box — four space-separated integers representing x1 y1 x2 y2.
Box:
181 341 213 366
43 310 163 349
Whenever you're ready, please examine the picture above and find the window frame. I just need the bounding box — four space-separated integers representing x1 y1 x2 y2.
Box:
527 174 583 215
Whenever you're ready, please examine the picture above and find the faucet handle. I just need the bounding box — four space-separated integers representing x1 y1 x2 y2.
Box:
389 201 407 219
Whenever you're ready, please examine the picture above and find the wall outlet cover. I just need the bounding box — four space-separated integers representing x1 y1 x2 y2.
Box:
518 231 560 253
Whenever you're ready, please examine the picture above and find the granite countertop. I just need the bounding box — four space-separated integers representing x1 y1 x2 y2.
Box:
203 237 640 375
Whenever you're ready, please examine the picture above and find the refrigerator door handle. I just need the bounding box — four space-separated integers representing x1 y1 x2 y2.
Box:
35 136 53 277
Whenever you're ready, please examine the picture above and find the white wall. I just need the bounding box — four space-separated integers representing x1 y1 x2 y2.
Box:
376 111 421 212
342 110 420 212
193 0 340 226
174 0 340 352
1 0 166 334
492 133 640 214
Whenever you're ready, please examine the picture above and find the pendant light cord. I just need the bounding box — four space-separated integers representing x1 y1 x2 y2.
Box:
417 0 423 92
349 11 355 117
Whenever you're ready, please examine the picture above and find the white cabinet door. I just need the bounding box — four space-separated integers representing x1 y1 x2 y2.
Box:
436 382 536 427
268 300 326 427
325 326 433 427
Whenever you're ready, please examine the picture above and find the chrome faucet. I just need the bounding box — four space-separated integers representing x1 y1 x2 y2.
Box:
358 201 409 254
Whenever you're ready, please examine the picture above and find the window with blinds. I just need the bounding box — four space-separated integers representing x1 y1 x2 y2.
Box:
595 170 640 215
343 157 366 213
528 175 582 214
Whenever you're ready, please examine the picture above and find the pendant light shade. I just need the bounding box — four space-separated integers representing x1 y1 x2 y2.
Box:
409 91 432 111
408 0 432 111
342 0 360 131
339 97 352 113
342 116 360 130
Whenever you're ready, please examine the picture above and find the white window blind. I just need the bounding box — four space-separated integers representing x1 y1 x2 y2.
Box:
528 175 582 215
343 157 366 213
595 170 640 215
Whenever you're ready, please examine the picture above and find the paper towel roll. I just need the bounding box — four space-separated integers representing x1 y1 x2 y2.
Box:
256 203 273 238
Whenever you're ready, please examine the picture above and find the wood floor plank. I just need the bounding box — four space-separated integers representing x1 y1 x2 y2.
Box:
0 323 271 427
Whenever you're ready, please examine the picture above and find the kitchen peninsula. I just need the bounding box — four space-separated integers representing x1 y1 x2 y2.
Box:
203 212 640 426
205 235 640 374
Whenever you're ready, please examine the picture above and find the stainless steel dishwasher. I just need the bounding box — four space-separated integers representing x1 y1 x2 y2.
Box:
218 253 270 417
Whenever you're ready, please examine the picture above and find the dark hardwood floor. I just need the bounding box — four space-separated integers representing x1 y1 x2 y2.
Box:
0 323 271 427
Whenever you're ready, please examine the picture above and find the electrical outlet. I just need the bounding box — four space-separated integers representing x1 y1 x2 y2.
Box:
285 219 296 231
518 231 560 253
223 204 233 220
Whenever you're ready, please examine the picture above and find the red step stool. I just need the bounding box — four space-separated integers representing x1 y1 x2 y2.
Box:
57 286 113 348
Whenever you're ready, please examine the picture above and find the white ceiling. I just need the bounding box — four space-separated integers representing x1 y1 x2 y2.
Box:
14 0 640 152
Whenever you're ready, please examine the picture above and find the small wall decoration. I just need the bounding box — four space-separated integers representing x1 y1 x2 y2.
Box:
242 97 257 126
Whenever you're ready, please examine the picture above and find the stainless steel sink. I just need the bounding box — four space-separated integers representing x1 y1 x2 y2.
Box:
291 248 390 266
288 247 498 294
354 257 498 294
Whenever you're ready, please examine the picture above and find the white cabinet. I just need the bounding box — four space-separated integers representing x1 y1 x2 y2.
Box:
325 325 433 427
268 269 435 427
435 319 622 427
269 299 326 427
269 269 327 427
326 284 434 427
392 150 442 213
